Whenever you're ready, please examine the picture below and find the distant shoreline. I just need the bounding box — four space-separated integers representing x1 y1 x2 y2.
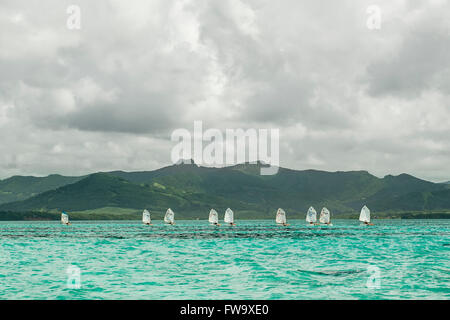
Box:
0 211 449 221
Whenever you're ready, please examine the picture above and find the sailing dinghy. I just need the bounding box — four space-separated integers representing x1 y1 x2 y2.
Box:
359 205 373 225
319 207 332 225
61 211 70 225
224 208 236 226
209 209 220 226
275 208 289 226
306 207 317 225
164 208 175 225
142 209 151 225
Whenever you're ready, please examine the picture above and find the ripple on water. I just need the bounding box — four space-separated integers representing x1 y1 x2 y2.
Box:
0 219 449 299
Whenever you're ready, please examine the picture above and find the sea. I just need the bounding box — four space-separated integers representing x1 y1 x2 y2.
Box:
0 219 448 299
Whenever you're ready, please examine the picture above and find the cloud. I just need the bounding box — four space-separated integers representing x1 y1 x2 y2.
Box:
0 0 449 182
364 3 450 98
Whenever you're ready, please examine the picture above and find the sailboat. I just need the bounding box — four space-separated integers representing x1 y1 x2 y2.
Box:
224 208 236 226
209 209 220 226
319 207 332 226
359 205 373 225
61 211 70 225
275 208 289 226
164 208 175 225
142 209 151 225
306 206 317 225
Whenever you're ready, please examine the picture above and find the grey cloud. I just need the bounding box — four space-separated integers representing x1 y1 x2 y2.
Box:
0 0 449 182
365 5 450 98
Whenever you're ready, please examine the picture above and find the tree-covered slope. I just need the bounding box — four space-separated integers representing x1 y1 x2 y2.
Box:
0 172 250 215
0 163 448 218
0 174 84 204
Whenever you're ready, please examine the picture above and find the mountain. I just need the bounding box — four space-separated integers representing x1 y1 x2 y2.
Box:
0 173 226 212
0 172 249 218
370 188 450 212
0 162 449 220
0 174 84 204
108 164 446 213
347 173 444 210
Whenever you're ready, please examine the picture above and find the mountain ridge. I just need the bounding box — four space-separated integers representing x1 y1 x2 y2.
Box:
0 162 449 219
0 174 85 204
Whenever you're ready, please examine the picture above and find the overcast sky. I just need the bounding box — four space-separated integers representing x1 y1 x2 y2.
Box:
0 0 449 182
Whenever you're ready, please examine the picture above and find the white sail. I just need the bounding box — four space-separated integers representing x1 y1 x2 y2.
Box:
319 207 331 224
164 208 175 224
209 209 219 224
224 208 234 224
359 205 371 223
142 209 151 224
276 208 287 224
306 206 317 223
61 212 69 224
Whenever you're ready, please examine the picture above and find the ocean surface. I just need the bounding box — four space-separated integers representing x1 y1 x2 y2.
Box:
0 219 448 300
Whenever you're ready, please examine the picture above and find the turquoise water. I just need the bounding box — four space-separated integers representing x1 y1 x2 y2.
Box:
0 219 449 300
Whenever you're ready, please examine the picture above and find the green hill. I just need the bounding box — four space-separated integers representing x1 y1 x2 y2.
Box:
0 162 448 220
0 172 250 218
0 174 84 204
0 173 218 212
367 188 450 212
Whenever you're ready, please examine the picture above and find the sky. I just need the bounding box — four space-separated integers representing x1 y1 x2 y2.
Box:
0 0 449 182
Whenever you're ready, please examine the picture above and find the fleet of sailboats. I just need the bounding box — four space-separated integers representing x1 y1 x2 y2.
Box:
60 205 374 226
